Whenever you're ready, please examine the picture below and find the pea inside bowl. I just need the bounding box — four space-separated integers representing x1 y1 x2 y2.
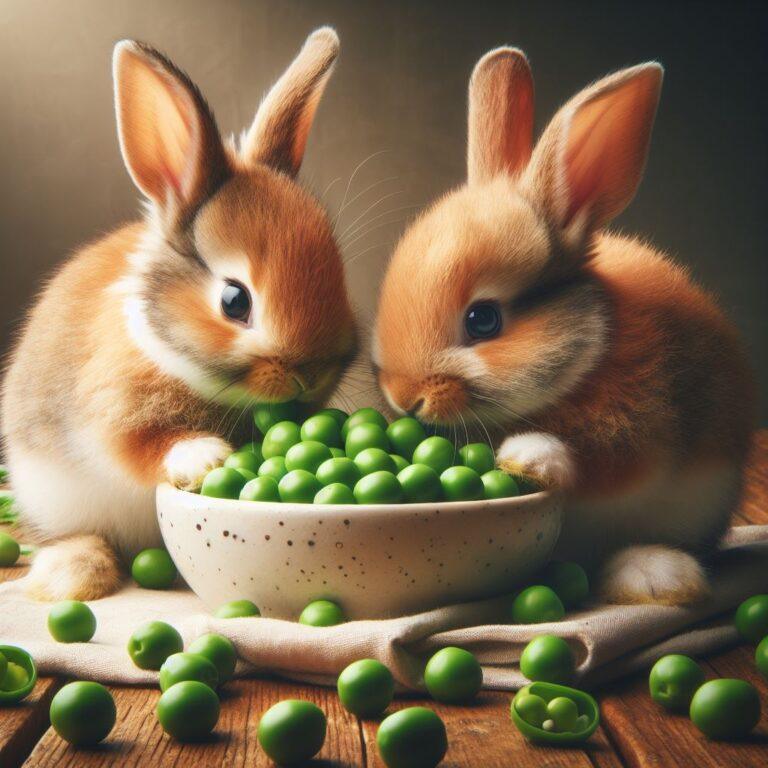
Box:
156 484 562 619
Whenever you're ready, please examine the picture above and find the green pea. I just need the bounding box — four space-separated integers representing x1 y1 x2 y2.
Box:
262 420 302 458
258 456 288 482
237 441 264 460
131 548 177 589
689 679 761 740
47 601 97 643
355 447 397 475
0 662 28 691
299 599 346 627
412 436 456 474
301 414 343 448
440 465 483 502
200 467 247 499
314 483 357 505
285 441 333 473
254 401 300 434
127 621 183 670
511 586 565 624
734 594 768 643
188 633 237 684
649 654 705 712
480 469 520 500
397 464 442 503
547 696 578 731
0 532 20 567
756 636 768 680
386 417 426 460
240 476 281 502
159 652 219 692
329 447 346 458
376 707 447 768
314 407 348 428
279 470 321 503
514 692 548 727
224 450 262 475
0 645 36 703
156 680 220 742
390 454 409 473
214 599 260 618
519 635 575 685
539 561 589 609
337 659 394 717
316 457 362 488
424 647 483 704
235 468 256 482
342 407 388 440
345 423 390 459
49 681 116 746
354 471 403 504
459 443 495 475
257 699 327 765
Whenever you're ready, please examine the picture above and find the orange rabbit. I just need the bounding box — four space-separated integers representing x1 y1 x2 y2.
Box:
374 48 754 605
1 29 356 600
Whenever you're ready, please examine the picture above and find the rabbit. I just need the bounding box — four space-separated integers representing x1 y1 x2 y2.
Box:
372 47 755 606
0 28 357 601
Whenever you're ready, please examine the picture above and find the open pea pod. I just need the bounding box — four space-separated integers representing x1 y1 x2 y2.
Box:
0 645 37 704
511 682 600 744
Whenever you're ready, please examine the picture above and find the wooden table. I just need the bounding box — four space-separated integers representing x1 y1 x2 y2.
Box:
1 433 767 767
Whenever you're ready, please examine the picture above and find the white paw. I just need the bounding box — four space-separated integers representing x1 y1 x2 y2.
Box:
164 436 232 491
496 432 574 488
599 545 710 606
26 536 122 602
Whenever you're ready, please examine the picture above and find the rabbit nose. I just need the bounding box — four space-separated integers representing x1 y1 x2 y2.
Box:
407 398 425 418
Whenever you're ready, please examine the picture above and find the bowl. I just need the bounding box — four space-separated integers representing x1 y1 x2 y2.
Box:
156 483 563 620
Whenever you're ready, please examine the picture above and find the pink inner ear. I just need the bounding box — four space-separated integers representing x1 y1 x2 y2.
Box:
563 72 659 228
502 65 534 177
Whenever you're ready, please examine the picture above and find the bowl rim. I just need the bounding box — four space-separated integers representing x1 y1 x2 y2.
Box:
156 482 558 517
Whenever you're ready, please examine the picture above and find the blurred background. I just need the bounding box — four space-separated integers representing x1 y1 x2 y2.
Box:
0 0 766 420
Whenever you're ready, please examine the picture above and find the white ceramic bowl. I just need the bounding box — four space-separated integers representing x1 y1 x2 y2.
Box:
156 483 563 620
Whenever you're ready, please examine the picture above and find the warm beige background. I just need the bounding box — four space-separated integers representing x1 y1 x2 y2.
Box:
0 0 766 419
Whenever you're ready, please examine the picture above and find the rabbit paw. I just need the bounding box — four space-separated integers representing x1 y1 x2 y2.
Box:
496 432 574 489
164 435 232 491
26 535 122 601
599 545 711 606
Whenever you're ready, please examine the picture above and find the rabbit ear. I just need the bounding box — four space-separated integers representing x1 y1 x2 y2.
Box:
524 62 662 245
467 47 534 185
113 41 230 224
240 27 339 177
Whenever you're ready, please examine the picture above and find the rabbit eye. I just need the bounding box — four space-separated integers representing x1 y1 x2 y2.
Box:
221 281 251 323
465 302 502 341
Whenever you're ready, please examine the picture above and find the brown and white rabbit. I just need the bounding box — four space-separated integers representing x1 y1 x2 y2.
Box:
1 28 356 601
373 48 755 605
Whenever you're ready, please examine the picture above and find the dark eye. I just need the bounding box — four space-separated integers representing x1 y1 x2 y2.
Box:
221 281 251 322
464 302 502 341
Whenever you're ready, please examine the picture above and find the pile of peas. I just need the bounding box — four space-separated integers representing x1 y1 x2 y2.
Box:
196 403 529 505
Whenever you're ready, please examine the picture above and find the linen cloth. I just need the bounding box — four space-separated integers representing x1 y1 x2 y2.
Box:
1 526 766 691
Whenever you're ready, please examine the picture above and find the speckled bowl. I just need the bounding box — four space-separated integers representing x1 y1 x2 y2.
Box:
156 483 563 620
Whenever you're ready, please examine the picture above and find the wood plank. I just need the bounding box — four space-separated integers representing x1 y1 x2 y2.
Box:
23 677 364 767
739 431 768 525
0 677 63 768
598 644 768 768
360 691 621 768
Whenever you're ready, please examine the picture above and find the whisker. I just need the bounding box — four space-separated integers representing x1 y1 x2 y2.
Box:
337 175 399 221
340 203 421 246
334 149 391 229
337 190 404 241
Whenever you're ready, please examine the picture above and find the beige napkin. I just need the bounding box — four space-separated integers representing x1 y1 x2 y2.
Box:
1 526 766 691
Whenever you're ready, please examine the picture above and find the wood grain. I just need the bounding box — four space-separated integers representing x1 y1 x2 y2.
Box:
359 691 622 768
23 678 365 767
